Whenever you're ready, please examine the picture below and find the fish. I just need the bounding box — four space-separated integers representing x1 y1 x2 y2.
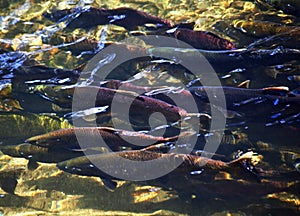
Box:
147 46 300 69
100 79 210 112
0 143 91 170
171 28 235 50
25 127 194 151
56 150 255 191
44 7 172 31
57 148 300 200
38 85 194 122
0 51 28 76
233 20 300 38
258 0 300 16
13 64 81 84
189 85 300 119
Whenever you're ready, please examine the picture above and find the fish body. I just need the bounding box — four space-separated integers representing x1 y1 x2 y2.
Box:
233 20 299 37
57 150 253 190
259 0 300 16
15 65 80 84
57 150 298 200
189 86 300 117
45 7 172 31
40 86 189 122
100 80 205 112
172 28 235 50
25 127 189 150
147 47 300 68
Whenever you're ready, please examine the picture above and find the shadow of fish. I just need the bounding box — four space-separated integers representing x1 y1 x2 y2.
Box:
0 167 24 194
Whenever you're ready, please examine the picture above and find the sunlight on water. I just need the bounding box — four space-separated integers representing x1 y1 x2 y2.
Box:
0 0 299 215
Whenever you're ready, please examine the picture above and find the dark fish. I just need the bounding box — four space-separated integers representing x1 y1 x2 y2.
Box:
44 7 172 31
0 51 27 75
25 127 193 150
233 20 300 38
258 0 300 16
57 150 254 191
171 28 235 50
100 79 209 112
0 143 89 170
189 85 300 118
39 86 192 122
49 34 101 54
13 65 81 84
147 46 300 68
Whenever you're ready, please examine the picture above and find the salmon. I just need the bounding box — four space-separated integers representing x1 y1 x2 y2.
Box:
26 127 194 150
56 150 254 191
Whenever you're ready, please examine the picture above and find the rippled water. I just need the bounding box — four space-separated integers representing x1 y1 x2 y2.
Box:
0 0 300 215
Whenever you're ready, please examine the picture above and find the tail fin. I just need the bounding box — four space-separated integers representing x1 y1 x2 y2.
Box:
227 151 254 166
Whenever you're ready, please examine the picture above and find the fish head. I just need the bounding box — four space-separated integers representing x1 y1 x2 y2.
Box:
57 156 98 176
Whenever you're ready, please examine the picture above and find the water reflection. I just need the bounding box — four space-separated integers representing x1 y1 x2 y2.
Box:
0 0 299 215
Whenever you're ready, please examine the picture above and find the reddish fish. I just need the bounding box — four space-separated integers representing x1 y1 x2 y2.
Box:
172 28 235 50
57 150 254 190
26 127 194 150
41 85 191 122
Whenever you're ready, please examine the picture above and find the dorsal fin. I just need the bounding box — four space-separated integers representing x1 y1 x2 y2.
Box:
237 80 250 88
101 178 117 192
27 160 39 170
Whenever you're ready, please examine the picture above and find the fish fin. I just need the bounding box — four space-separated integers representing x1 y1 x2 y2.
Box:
227 151 253 166
27 160 39 170
101 178 117 192
0 177 18 194
237 80 250 88
262 86 289 95
175 22 195 30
